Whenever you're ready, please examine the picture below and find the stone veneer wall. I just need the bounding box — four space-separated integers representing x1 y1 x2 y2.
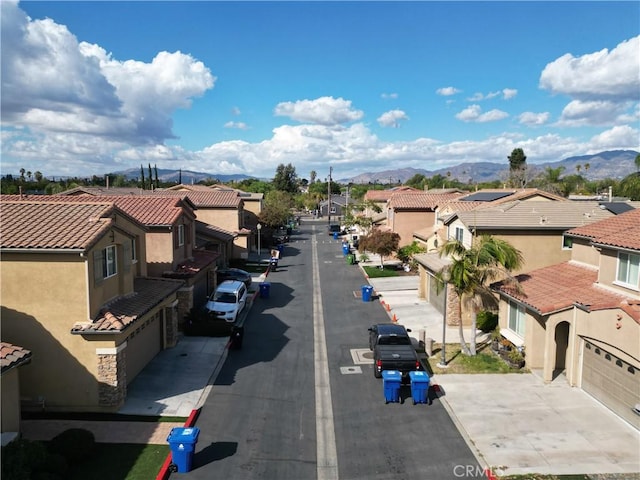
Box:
176 286 194 330
446 287 462 326
164 304 179 348
97 346 126 407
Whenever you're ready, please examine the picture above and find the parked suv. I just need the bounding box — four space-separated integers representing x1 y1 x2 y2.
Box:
205 280 248 323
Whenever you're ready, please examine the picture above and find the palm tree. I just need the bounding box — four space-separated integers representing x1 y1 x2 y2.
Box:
436 235 524 356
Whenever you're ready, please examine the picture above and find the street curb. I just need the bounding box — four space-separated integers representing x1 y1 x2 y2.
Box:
157 264 271 479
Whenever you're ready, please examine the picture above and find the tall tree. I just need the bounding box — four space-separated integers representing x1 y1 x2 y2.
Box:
309 170 317 184
437 235 523 356
359 229 401 269
154 164 159 189
148 163 153 190
635 154 640 172
508 148 528 188
140 165 146 189
273 163 299 193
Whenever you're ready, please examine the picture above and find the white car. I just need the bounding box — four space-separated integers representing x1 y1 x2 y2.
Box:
205 280 248 323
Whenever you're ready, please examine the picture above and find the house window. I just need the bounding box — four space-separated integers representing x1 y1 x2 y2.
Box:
104 245 117 278
330 206 336 214
508 300 525 337
562 235 573 249
131 238 137 262
617 252 640 287
176 225 185 247
455 227 464 243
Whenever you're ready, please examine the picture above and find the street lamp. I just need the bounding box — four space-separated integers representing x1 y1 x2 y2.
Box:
437 268 450 368
257 223 262 261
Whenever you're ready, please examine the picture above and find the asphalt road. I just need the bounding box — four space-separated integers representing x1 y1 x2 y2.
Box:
182 222 486 480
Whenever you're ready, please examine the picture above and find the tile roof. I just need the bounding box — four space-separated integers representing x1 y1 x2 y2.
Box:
149 190 241 208
458 188 566 203
565 208 640 251
4 194 191 226
57 187 147 196
1 342 33 374
440 200 487 213
71 277 184 334
195 220 236 242
493 261 636 319
388 192 464 210
364 186 421 201
0 201 115 250
164 249 219 279
454 201 614 229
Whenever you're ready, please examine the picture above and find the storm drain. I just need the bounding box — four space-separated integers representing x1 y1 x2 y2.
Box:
340 366 362 375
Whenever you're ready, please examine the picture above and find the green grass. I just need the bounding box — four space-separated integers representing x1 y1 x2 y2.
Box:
425 342 528 375
362 266 399 278
67 443 169 480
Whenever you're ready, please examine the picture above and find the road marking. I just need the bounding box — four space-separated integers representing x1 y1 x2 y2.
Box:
312 231 339 480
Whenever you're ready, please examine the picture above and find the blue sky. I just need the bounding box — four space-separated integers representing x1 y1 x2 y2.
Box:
1 1 639 181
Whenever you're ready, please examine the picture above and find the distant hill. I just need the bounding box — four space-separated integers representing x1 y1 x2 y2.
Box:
110 150 639 186
338 150 639 184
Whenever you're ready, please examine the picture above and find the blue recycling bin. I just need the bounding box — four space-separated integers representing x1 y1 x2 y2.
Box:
167 426 200 473
259 282 271 298
382 370 402 403
333 232 339 239
409 371 430 404
361 285 374 302
342 244 350 255
277 244 284 255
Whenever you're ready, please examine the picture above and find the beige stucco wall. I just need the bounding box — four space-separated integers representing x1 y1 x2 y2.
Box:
242 198 262 216
1 368 22 433
1 252 117 410
568 238 600 267
389 210 436 247
194 208 242 232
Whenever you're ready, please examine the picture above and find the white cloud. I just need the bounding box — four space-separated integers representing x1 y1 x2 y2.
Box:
540 35 640 102
381 93 398 100
502 88 518 100
0 0 215 146
588 125 640 151
467 88 517 101
557 100 634 126
519 111 550 126
377 110 408 128
224 121 249 130
436 87 461 96
231 107 241 115
455 105 509 123
273 96 363 126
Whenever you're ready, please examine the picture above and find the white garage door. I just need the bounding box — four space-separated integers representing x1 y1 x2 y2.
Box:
582 340 640 430
126 313 162 384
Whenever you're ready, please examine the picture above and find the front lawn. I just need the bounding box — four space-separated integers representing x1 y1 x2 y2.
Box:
362 266 400 278
425 342 528 375
68 443 169 480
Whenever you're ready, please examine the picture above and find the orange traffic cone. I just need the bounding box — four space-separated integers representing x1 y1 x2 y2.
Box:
386 303 391 312
392 314 397 323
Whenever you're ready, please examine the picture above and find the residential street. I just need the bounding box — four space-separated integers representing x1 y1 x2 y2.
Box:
182 222 486 479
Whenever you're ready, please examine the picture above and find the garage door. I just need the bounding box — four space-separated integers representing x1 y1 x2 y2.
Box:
126 312 162 384
582 340 640 430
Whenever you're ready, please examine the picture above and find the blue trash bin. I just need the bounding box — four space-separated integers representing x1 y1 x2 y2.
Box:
167 426 200 473
409 371 430 404
342 244 350 255
361 285 373 302
333 231 339 240
382 370 402 403
277 244 284 255
259 282 271 298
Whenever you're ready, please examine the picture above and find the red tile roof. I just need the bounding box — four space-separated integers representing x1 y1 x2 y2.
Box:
364 186 421 201
3 194 192 226
150 190 241 208
494 261 636 319
71 277 184 334
388 192 464 210
0 201 115 250
165 250 219 279
1 342 32 373
566 208 640 251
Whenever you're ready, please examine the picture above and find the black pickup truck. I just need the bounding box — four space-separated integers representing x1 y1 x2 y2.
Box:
368 323 422 381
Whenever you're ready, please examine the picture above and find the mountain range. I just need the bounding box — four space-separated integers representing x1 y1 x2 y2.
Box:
114 150 639 185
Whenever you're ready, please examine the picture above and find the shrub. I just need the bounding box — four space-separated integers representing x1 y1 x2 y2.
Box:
477 311 498 332
397 241 426 264
49 428 95 465
1 438 48 480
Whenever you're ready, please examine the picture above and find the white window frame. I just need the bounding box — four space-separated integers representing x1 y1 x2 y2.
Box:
507 300 525 338
104 245 117 278
131 237 137 263
562 235 573 250
177 224 185 247
330 206 336 214
455 227 464 243
616 252 640 289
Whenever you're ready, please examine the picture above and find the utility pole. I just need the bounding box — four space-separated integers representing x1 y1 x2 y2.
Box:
327 166 332 226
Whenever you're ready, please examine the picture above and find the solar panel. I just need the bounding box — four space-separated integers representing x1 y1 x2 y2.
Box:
599 202 636 215
460 191 513 202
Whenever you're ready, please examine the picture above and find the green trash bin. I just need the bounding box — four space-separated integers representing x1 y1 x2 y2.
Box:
346 254 355 265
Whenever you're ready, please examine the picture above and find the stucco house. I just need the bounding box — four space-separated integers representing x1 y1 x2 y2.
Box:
1 200 184 412
491 208 640 429
1 342 32 445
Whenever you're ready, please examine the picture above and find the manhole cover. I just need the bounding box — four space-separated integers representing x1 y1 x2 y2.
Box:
350 348 374 364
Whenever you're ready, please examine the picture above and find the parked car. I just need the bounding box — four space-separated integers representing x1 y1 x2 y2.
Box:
368 323 421 381
328 224 342 235
217 268 252 287
205 280 248 323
